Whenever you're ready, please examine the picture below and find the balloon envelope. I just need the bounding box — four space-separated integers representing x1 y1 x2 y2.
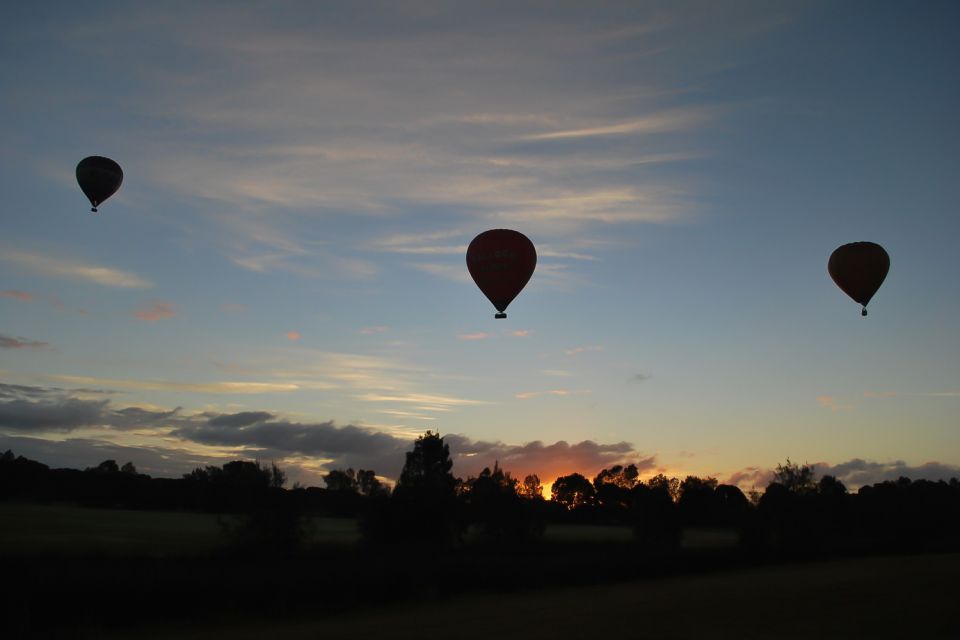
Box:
76 156 123 212
466 229 537 318
828 241 889 315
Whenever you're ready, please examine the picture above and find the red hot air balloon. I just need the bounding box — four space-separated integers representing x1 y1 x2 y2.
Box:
76 156 123 213
828 242 890 316
466 229 537 319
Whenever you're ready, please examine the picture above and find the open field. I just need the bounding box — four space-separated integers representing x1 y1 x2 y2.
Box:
0 503 360 554
1 503 685 554
3 504 958 638
116 553 960 640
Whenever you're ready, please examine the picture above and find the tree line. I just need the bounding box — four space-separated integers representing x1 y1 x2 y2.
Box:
3 432 959 555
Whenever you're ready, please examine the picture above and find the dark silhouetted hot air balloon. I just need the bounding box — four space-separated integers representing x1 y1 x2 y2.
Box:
76 156 123 213
828 241 890 316
466 229 537 319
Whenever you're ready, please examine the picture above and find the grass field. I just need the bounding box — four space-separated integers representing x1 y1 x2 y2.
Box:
0 503 360 555
4 504 958 638
113 553 960 640
1 503 686 553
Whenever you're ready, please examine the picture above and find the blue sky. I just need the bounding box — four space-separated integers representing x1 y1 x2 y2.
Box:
2 0 958 489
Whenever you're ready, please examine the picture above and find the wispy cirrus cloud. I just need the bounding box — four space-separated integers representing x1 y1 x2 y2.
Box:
1 251 151 288
818 395 853 412
458 332 489 341
520 107 713 141
565 345 604 356
514 389 591 400
359 326 388 335
0 290 33 302
48 375 301 395
407 262 473 283
354 392 483 409
286 331 301 341
133 301 176 322
0 333 51 350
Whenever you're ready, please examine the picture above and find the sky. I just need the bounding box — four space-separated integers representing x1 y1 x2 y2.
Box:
2 0 958 491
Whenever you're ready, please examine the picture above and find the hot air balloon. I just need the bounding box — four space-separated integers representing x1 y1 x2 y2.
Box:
828 242 890 316
76 156 123 213
466 229 537 319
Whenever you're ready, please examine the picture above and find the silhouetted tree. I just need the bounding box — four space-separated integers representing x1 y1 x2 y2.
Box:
518 474 543 500
394 431 456 498
464 462 540 540
365 431 461 544
594 464 640 490
324 468 359 492
88 459 119 474
120 462 137 475
646 473 680 502
632 480 679 550
551 473 595 510
592 465 640 521
677 475 718 526
356 469 387 497
713 484 750 526
773 459 817 494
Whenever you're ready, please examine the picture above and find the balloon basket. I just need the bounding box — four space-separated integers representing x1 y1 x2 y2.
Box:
495 313 507 319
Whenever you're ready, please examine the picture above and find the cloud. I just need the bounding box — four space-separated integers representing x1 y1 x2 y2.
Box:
133 300 177 322
817 395 853 411
0 434 232 478
458 332 489 341
207 411 275 428
354 392 483 408
631 373 651 382
170 414 413 476
726 458 960 492
1 251 151 288
565 345 604 356
514 389 590 400
442 435 654 483
48 375 301 395
520 107 712 141
725 466 775 490
359 326 388 335
540 369 573 377
0 290 32 302
286 331 301 341
817 459 960 488
507 330 531 337
408 262 473 283
0 383 175 433
0 333 51 350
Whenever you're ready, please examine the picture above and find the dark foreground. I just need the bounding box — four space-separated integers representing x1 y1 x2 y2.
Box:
116 553 959 640
3 504 958 639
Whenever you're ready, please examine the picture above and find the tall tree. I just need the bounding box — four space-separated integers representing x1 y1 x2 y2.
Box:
773 459 817 494
370 431 461 544
551 473 595 510
324 468 358 492
518 474 544 500
394 431 456 498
